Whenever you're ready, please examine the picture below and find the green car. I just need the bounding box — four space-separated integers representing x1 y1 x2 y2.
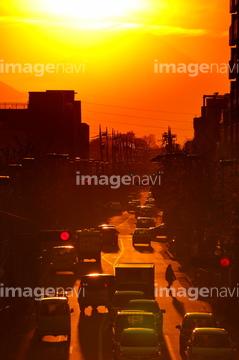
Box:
126 299 166 341
176 312 217 352
187 328 236 360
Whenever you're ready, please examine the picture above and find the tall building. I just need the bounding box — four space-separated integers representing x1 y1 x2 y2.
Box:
193 93 229 148
229 0 239 158
0 90 89 159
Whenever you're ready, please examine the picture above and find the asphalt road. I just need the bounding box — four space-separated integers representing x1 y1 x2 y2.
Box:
15 194 215 360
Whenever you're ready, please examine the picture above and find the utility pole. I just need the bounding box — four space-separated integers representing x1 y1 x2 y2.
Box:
99 125 103 161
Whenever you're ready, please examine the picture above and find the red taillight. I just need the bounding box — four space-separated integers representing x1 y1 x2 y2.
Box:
220 257 231 267
114 234 117 236
104 284 108 287
60 231 70 241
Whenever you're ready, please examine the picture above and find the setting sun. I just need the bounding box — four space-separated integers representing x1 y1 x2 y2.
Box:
40 0 144 21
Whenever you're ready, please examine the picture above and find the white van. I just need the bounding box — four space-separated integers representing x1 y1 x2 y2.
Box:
37 297 73 341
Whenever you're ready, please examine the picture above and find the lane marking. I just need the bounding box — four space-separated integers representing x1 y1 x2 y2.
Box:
98 314 108 360
164 335 178 360
101 237 125 266
101 255 114 266
113 238 124 266
117 214 133 227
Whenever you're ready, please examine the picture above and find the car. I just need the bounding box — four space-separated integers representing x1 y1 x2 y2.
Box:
37 297 73 341
126 299 166 340
127 202 137 212
78 274 116 313
106 202 122 212
134 205 142 218
187 327 236 360
110 291 145 322
136 217 155 228
131 199 141 206
98 225 119 247
132 228 151 246
176 312 217 352
113 311 160 346
98 224 116 229
50 245 78 273
140 206 153 216
149 223 168 237
114 328 162 360
145 198 155 206
135 205 152 218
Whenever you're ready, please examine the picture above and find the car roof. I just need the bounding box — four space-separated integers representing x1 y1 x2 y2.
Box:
122 328 157 335
52 245 75 249
128 299 157 304
40 297 68 303
114 290 144 296
117 311 154 316
193 328 227 334
134 228 150 231
137 217 152 220
184 312 214 318
81 273 115 278
101 226 117 230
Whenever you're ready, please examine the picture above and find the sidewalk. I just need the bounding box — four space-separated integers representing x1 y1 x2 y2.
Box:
166 246 239 348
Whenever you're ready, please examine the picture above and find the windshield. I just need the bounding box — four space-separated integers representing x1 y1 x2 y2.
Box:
184 317 216 329
116 314 155 329
128 302 159 313
121 332 158 347
135 230 150 235
53 248 75 257
193 333 231 348
40 303 68 316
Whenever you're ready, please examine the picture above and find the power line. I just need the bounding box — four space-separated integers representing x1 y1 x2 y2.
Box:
83 117 192 131
82 101 195 116
83 109 191 123
78 92 201 107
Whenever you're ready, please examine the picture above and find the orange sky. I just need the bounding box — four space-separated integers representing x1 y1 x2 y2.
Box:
0 0 230 143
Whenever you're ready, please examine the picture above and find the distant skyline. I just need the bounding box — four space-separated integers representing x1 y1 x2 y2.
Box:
0 0 230 143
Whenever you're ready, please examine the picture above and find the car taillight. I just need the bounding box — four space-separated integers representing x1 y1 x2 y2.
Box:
153 350 161 356
104 284 108 287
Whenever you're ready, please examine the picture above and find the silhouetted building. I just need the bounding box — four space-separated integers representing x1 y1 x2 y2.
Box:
229 0 239 158
193 93 229 149
0 90 89 159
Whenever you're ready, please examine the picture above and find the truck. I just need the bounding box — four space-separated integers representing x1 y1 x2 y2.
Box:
114 263 155 299
75 229 101 263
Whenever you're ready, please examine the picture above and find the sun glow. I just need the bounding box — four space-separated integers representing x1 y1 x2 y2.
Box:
40 0 143 21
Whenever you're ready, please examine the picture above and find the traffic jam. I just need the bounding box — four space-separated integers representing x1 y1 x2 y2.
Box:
19 191 237 360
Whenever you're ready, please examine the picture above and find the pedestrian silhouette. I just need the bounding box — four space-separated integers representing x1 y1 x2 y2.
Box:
165 264 176 289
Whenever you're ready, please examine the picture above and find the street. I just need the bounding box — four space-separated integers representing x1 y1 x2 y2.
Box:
14 195 214 360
